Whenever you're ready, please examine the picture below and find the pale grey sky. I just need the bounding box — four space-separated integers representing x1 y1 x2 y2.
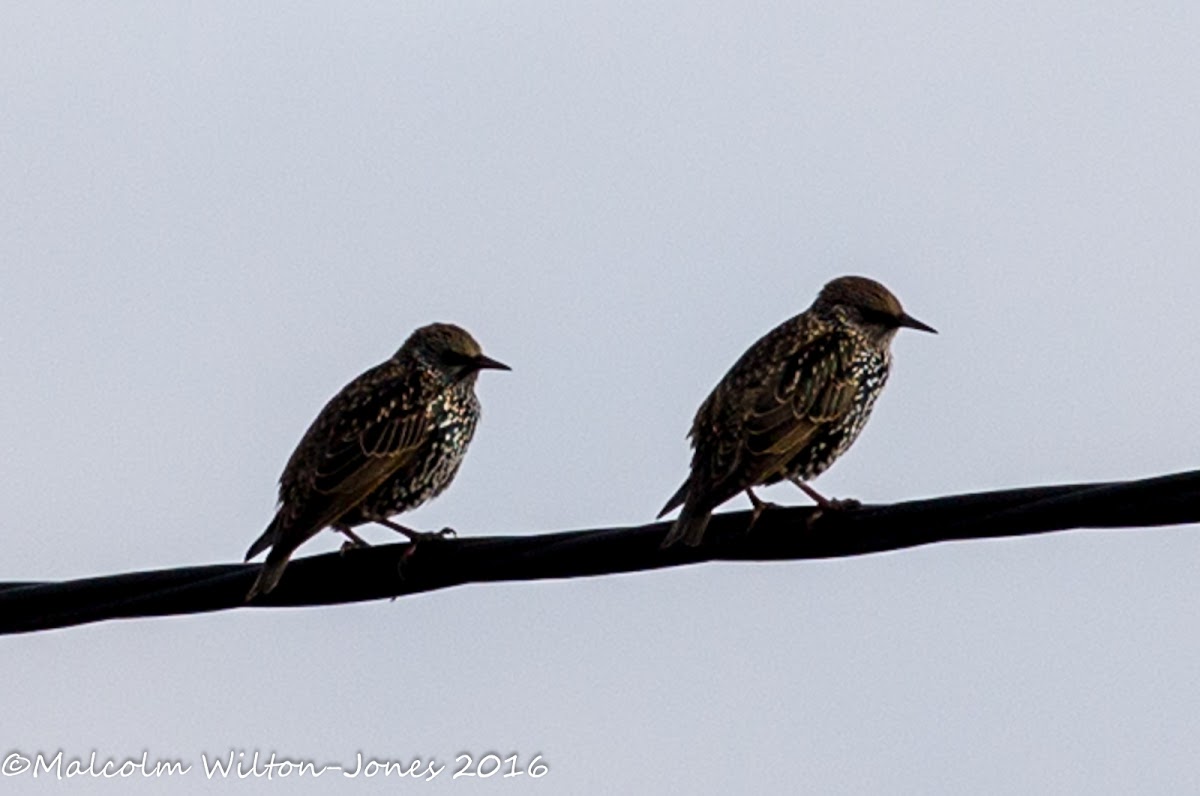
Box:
3 2 1200 793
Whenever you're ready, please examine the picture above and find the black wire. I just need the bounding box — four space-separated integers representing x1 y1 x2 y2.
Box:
2 469 1198 635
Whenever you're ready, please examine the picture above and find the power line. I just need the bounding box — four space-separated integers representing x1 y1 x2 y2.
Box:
3 468 1198 635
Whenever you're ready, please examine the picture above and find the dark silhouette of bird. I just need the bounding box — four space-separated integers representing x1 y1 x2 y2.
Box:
245 323 509 599
658 275 935 547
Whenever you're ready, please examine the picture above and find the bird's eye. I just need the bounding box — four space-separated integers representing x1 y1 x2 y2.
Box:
441 350 482 372
859 308 899 328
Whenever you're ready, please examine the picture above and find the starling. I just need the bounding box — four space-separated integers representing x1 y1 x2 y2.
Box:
658 275 935 547
244 322 509 599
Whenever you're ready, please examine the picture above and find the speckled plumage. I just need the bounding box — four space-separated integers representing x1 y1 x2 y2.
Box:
659 276 935 547
245 323 508 599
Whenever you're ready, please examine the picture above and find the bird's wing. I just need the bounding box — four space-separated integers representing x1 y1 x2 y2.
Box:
311 396 430 499
681 323 856 507
272 365 437 551
739 328 859 477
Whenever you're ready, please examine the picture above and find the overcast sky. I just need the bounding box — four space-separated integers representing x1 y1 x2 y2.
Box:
3 2 1200 793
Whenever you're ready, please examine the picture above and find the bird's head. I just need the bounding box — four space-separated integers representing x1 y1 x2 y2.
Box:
812 275 936 345
401 323 511 382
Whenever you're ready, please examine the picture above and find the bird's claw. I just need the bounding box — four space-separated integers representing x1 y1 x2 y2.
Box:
338 536 369 554
407 526 457 543
746 500 779 532
397 527 455 575
804 497 860 529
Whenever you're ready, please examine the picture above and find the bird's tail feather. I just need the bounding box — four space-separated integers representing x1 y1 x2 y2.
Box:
660 499 712 548
244 514 282 562
245 545 292 601
244 513 292 601
657 479 691 519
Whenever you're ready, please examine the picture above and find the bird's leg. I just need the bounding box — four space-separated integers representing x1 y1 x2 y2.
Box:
745 487 779 532
372 517 457 542
353 515 459 574
335 525 371 554
383 522 456 581
786 476 860 528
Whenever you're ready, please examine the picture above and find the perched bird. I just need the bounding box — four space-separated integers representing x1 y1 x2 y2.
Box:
244 323 509 599
658 275 935 547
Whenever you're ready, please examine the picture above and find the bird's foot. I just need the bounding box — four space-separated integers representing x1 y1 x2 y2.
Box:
335 525 371 552
745 488 779 532
396 526 456 572
374 518 456 543
413 526 457 542
801 495 862 530
787 476 860 513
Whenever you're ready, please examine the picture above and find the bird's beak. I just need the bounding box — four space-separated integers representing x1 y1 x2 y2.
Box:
473 354 512 371
898 313 937 334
